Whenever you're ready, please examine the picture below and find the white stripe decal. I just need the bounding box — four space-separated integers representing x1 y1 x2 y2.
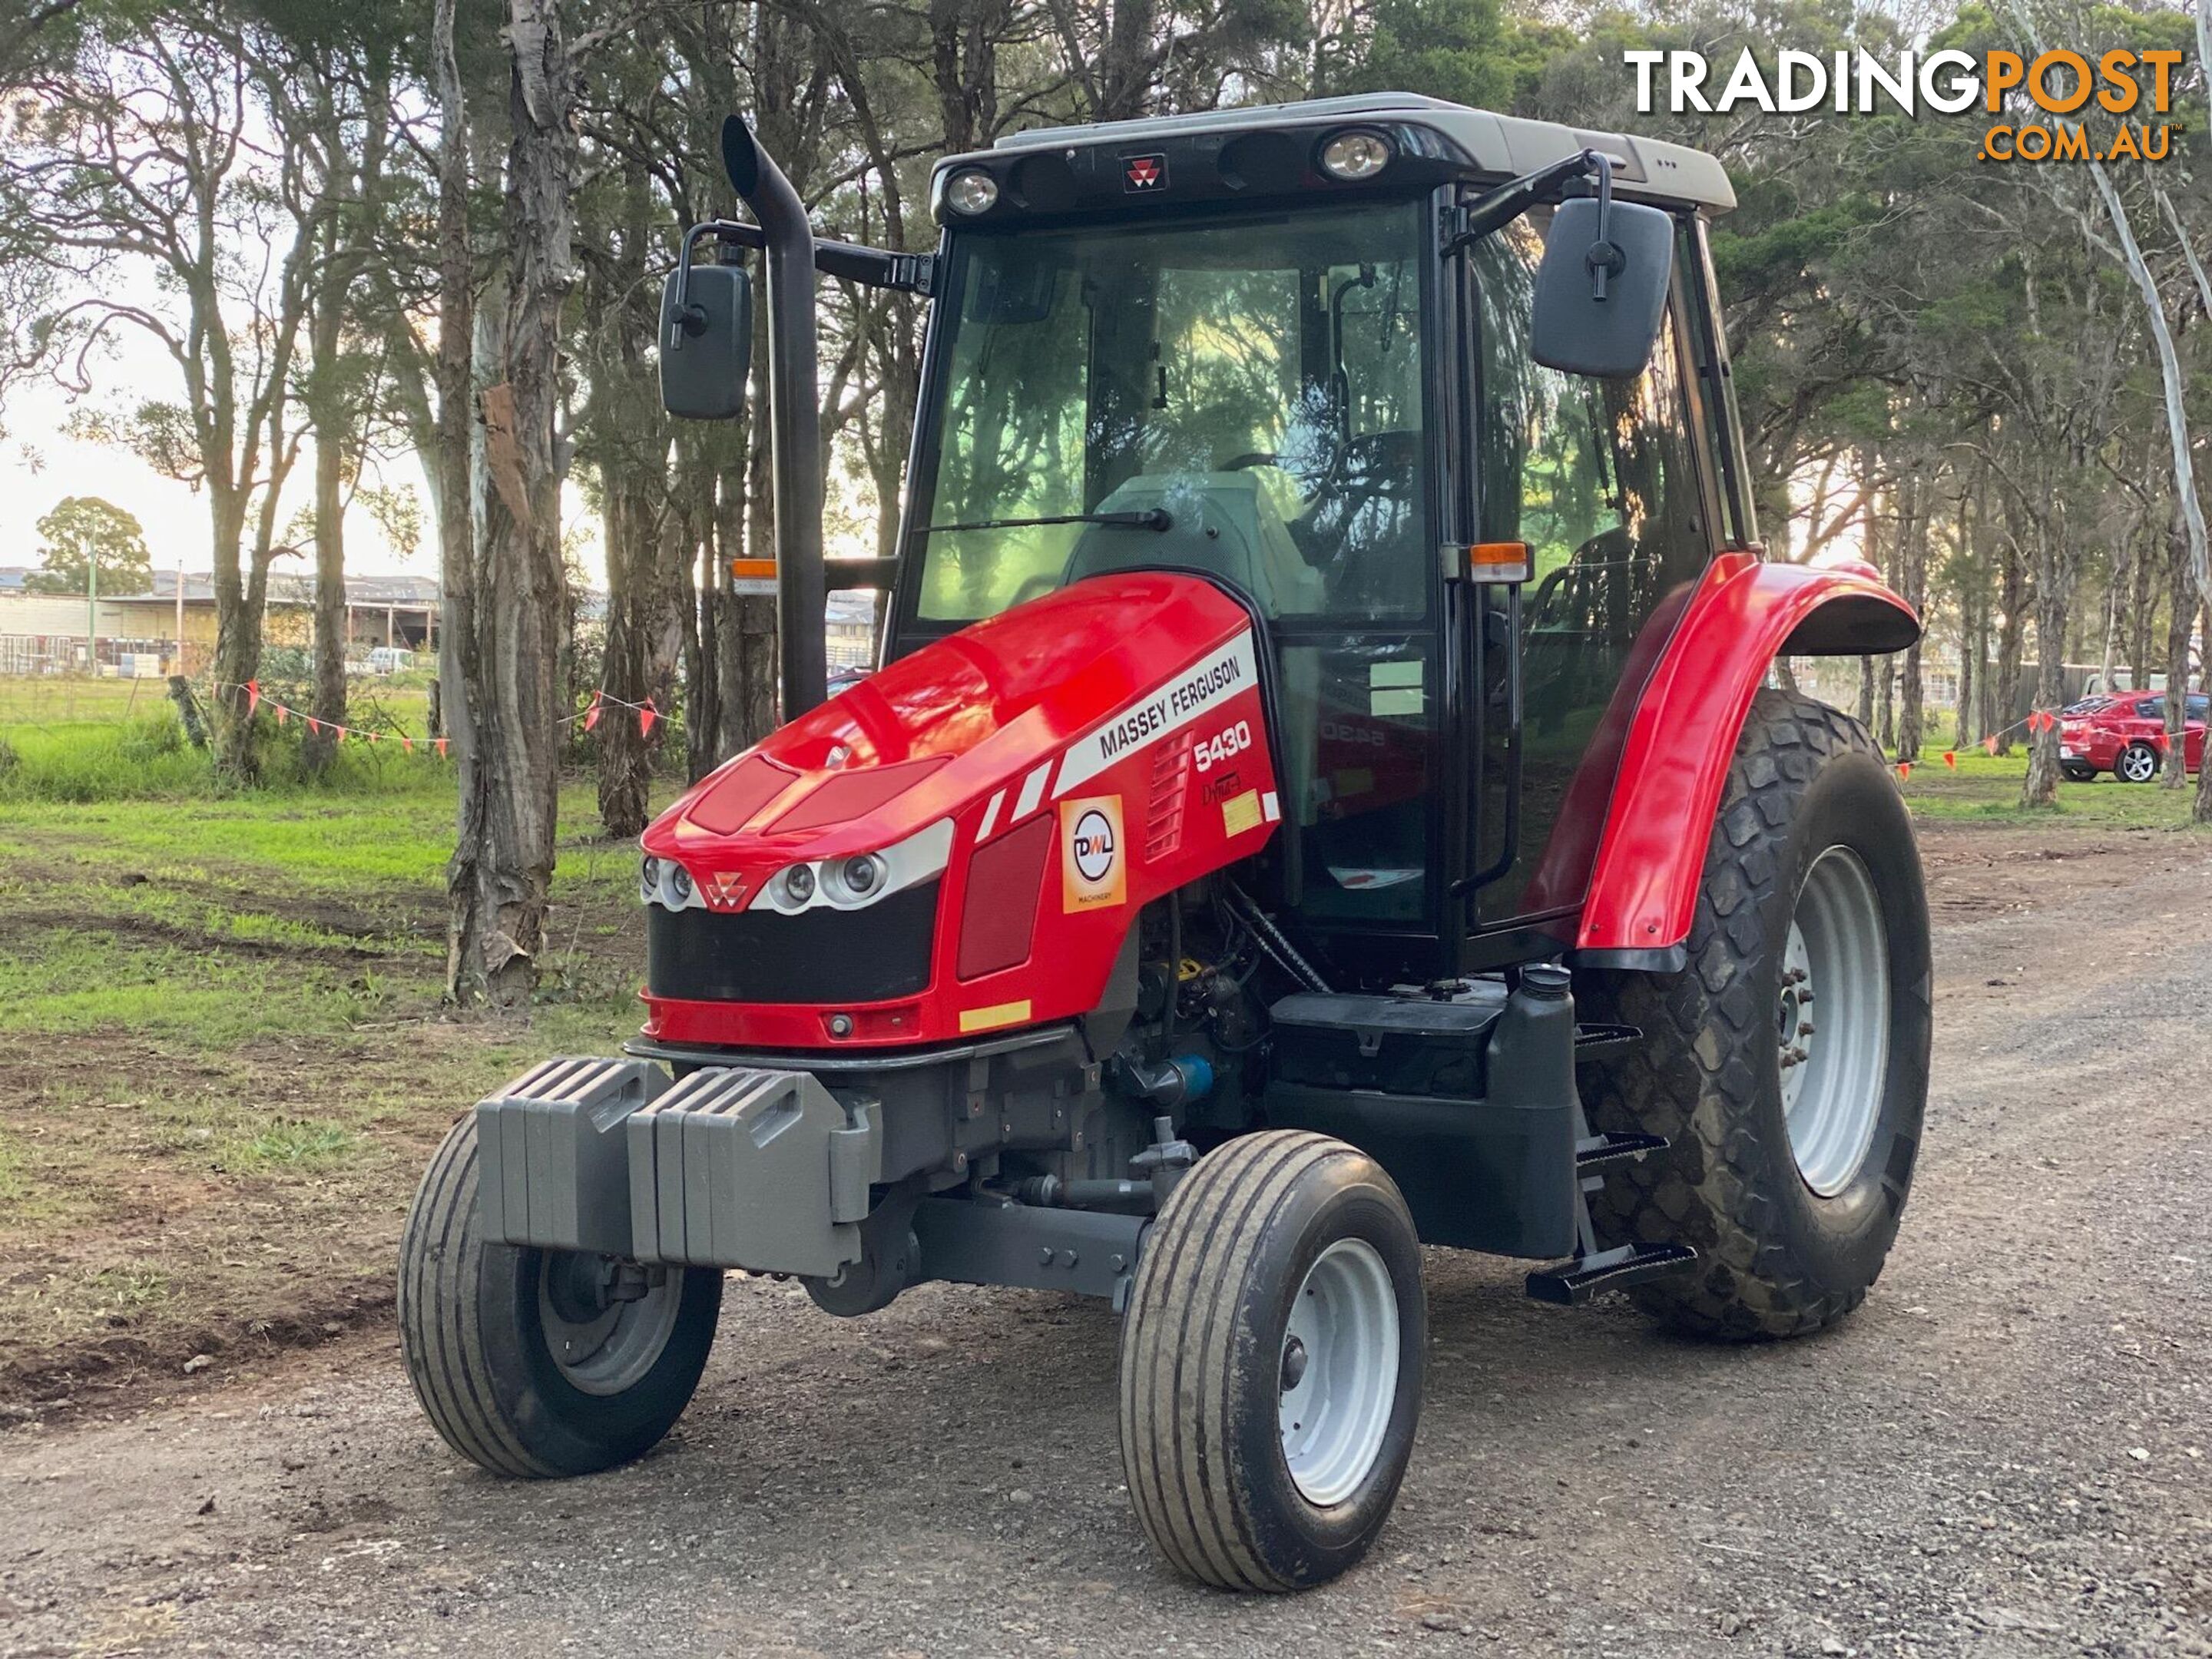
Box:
1013 762 1051 822
977 789 1005 839
1053 631 1258 798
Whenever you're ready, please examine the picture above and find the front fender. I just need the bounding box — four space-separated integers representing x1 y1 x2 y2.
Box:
1572 552 1919 964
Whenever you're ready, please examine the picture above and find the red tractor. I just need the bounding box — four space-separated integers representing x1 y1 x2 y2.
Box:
400 93 1929 1591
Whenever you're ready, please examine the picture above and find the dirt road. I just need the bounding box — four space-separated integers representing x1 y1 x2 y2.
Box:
4 821 2210 1657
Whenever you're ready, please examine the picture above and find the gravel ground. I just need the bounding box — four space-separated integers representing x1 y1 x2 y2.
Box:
3 825 2209 1658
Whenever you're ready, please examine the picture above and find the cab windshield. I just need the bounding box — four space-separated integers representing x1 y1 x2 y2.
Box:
909 201 1429 625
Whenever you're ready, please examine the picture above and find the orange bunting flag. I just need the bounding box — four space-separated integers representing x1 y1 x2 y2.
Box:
583 691 603 733
402 736 413 754
435 737 449 759
1942 750 1958 770
1897 761 1912 780
245 679 261 716
1983 734 1999 755
276 705 289 726
307 717 321 737
366 730 380 743
639 698 658 740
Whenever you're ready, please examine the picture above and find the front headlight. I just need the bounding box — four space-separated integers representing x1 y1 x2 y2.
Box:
753 820 955 916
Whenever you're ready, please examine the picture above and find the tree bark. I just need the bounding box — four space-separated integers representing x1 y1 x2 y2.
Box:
2162 501 2193 790
2022 530 2070 806
1994 531 2028 753
447 0 575 1008
1896 472 1927 763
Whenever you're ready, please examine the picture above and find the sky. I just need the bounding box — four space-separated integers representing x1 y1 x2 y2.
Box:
0 323 609 588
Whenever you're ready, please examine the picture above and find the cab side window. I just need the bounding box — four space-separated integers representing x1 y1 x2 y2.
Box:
1469 215 1710 923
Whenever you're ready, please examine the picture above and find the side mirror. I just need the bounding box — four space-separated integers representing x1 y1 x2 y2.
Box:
659 261 753 421
1530 194 1673 379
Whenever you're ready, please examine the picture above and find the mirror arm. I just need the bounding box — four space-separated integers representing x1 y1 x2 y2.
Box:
674 217 935 306
1442 147 1622 261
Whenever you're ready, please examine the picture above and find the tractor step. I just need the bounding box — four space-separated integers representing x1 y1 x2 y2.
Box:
1525 1241 1696 1306
1573 1131 1667 1172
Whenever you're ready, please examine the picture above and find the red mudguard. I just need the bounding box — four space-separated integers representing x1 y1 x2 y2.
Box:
1573 551 1919 960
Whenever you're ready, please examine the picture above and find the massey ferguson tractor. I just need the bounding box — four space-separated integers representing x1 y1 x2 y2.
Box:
399 92 1929 1591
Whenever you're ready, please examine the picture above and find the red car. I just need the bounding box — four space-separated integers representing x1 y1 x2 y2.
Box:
2061 691 2208 783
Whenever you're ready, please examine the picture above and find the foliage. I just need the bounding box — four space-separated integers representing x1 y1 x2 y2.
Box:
26 495 151 594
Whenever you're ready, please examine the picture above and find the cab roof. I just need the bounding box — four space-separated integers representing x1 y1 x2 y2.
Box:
935 91 1734 217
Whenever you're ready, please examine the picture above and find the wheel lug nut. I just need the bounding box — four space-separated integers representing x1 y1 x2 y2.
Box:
1799 1022 1815 1036
1280 1335 1310 1392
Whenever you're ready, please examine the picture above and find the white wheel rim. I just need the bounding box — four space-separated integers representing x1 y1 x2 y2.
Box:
1278 1237 1399 1507
1778 845 1890 1197
2121 747 2155 781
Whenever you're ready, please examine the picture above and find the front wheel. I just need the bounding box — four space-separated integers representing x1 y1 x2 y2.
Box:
398 1114 723 1477
1582 689 1932 1339
2115 741 2161 783
1118 1132 1426 1591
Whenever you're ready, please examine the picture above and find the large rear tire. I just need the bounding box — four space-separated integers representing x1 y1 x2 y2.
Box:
398 1114 723 1477
1581 689 1931 1339
1118 1131 1426 1591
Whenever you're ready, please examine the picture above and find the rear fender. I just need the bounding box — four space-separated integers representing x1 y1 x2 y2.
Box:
1572 552 1919 965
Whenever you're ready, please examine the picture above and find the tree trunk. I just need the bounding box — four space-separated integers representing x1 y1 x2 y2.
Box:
306 315 348 770
2022 535 2069 807
447 0 575 1008
596 470 659 839
1994 532 2027 753
2164 501 2194 791
207 486 263 780
1856 656 1873 725
1896 475 1926 762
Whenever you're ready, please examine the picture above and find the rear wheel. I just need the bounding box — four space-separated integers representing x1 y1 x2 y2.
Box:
398 1114 723 1477
2061 760 2097 783
2116 741 2160 783
1118 1131 1425 1591
1581 689 1931 1339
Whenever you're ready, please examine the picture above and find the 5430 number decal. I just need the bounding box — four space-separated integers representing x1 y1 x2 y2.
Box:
1195 720 1253 773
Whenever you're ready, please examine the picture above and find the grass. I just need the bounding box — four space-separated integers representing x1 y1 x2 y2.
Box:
1891 710 2210 830
0 682 675 1399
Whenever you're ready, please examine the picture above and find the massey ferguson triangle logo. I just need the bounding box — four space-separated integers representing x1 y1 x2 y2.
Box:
703 871 747 909
1124 154 1166 191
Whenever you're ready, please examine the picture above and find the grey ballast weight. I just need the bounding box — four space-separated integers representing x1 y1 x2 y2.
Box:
475 1057 667 1256
629 1066 880 1278
473 1058 882 1279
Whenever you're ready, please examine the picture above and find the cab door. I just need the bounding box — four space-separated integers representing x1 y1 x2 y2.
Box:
1459 211 1723 946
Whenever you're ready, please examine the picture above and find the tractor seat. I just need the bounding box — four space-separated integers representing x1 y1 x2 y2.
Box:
1064 472 1324 617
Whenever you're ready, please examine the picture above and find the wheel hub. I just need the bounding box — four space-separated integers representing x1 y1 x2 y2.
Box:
537 1253 682 1396
1277 1238 1399 1508
1777 845 1890 1197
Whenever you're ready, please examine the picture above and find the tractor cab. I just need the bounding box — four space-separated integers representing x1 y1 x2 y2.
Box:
405 94 1929 1598
888 100 1744 984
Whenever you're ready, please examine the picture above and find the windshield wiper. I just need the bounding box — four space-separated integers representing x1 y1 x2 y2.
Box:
917 508 1172 535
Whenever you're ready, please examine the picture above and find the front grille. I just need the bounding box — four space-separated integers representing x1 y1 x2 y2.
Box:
647 880 939 1005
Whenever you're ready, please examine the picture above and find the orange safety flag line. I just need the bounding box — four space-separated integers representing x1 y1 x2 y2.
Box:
1942 750 1958 769
639 697 658 740
1897 761 1912 780
584 690 603 732
1984 735 1999 755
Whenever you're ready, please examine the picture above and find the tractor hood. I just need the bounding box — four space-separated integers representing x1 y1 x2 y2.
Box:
641 571 1255 889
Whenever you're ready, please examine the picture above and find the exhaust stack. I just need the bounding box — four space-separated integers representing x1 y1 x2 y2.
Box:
720 116 829 720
